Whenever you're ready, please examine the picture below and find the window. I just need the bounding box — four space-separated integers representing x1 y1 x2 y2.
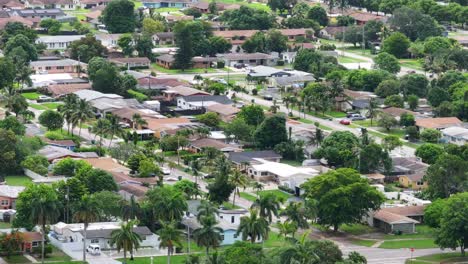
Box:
220 235 224 240
231 216 235 223
233 234 238 238
32 242 39 247
45 66 51 70
1 200 8 205
91 239 99 243
220 215 223 219
56 66 65 70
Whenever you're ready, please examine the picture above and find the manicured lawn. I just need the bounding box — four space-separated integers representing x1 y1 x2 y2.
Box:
378 128 406 138
240 192 257 202
349 238 377 247
130 0 143 7
244 2 270 11
353 119 376 127
298 118 313 124
42 102 63 109
121 255 192 264
262 232 285 248
325 111 347 118
21 92 42 100
281 159 302 166
338 56 367 63
221 202 241 210
383 225 434 240
342 47 375 58
45 246 72 262
399 59 423 70
0 221 12 229
258 190 291 201
152 64 220 74
406 252 468 264
45 130 80 141
155 7 181 12
379 239 437 249
5 175 32 186
181 239 205 253
29 104 48 110
4 255 31 263
340 223 376 235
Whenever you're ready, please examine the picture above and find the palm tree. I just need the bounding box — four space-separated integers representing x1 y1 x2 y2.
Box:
269 100 280 114
236 209 270 244
131 113 148 129
157 222 184 264
229 169 248 207
73 195 99 264
252 182 264 198
110 220 142 264
281 202 309 230
192 216 223 255
92 118 110 147
205 252 226 264
59 94 79 134
121 195 141 221
190 159 202 184
105 114 124 147
367 97 380 126
251 193 283 223
279 232 319 264
30 193 61 264
74 99 94 137
202 147 220 169
196 201 218 222
277 220 298 242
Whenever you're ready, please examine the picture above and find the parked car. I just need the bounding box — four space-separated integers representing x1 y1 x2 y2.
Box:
234 63 245 69
346 112 358 118
161 167 171 175
351 115 366 121
263 94 273 100
340 119 351 125
86 244 101 255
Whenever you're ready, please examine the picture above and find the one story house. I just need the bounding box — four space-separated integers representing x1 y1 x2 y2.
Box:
415 117 463 131
152 32 175 45
21 232 43 253
228 150 281 171
0 186 25 209
155 54 217 69
177 95 233 110
381 107 418 120
95 33 121 49
142 0 196 9
163 85 209 101
36 35 85 50
188 138 242 153
398 172 428 191
440 126 468 146
47 83 92 98
218 52 278 67
389 156 429 183
30 59 87 74
109 57 151 69
348 12 387 25
369 205 426 234
205 103 239 122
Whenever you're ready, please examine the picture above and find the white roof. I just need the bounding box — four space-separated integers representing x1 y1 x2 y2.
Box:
54 221 122 233
74 90 122 101
31 73 73 83
441 126 468 139
30 59 86 67
36 35 85 43
248 66 311 78
251 159 319 178
209 131 227 140
0 185 25 198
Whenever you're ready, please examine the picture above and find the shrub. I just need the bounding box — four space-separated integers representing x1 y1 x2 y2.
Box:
217 61 225 68
276 60 285 66
252 89 258 95
21 155 49 175
181 154 205 165
75 146 106 156
278 185 295 194
127 89 148 102
45 130 70 140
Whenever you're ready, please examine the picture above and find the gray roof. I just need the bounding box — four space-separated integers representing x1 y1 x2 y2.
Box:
156 54 175 63
182 217 238 231
228 150 281 164
30 59 86 67
274 75 315 86
219 52 276 61
181 95 232 105
82 226 153 239
36 35 85 44
74 90 122 101
13 8 65 17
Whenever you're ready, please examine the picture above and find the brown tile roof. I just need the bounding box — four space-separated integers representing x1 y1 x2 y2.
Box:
206 103 239 116
119 184 148 198
213 30 257 38
164 85 209 96
364 173 385 180
138 77 185 88
145 117 192 131
415 117 463 129
85 10 101 20
382 107 417 118
109 57 151 64
349 12 386 22
47 83 91 97
322 26 346 36
111 107 148 120
85 157 130 173
22 232 42 242
44 139 76 147
373 210 419 224
381 205 426 217
219 52 275 60
0 16 33 29
401 173 425 182
190 138 240 151
343 89 375 100
112 171 158 185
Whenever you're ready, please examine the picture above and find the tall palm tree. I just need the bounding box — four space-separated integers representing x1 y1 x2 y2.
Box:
30 191 61 264
73 195 99 264
110 220 142 264
205 252 226 264
252 182 264 198
229 169 248 207
105 114 124 147
251 193 283 223
281 202 309 230
190 159 202 184
157 222 184 264
367 97 380 126
192 216 223 255
196 201 218 222
202 147 220 169
92 118 110 147
59 94 79 134
74 99 94 137
236 209 270 244
121 195 141 221
277 220 298 242
131 113 148 129
279 232 319 264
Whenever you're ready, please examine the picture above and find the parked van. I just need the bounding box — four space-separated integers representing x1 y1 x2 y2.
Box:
86 244 101 255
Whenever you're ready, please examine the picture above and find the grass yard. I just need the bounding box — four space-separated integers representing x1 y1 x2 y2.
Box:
240 192 257 202
281 159 302 166
340 223 376 235
155 7 183 12
338 56 367 63
21 92 42 100
130 0 143 7
352 119 376 127
221 202 241 210
29 104 48 110
258 190 292 201
4 255 31 263
325 111 347 118
342 47 375 58
349 238 377 247
45 130 80 141
406 252 468 264
42 102 63 109
5 175 33 186
378 128 406 138
152 64 220 74
181 239 205 253
0 221 12 229
379 239 437 249
121 255 191 264
243 2 271 11
44 246 72 262
263 232 285 248
399 59 423 70
383 225 434 240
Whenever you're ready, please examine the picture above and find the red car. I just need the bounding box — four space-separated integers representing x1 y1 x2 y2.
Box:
340 119 351 125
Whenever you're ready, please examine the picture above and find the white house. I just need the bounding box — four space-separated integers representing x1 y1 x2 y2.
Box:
36 35 85 50
51 222 159 250
177 95 233 110
247 159 319 193
95 33 122 49
441 126 468 146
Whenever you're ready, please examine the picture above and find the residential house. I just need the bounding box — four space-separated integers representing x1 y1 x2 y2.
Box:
152 32 175 45
390 157 429 188
47 83 92 98
247 159 319 195
156 54 217 69
348 12 387 25
399 173 428 191
191 2 239 13
109 57 151 69
205 103 239 122
21 232 43 253
188 138 242 153
363 173 385 184
9 8 66 19
84 9 101 25
0 0 24 9
123 70 186 90
218 52 278 67
44 139 76 151
214 28 312 45
227 150 281 171
381 107 418 120
368 205 426 234
24 0 77 10
165 14 193 23
0 15 34 29
0 186 25 209
51 222 158 249
36 35 85 50
38 145 98 162
415 117 463 131
73 90 141 115
163 85 209 101
335 89 378 112
155 54 175 69
30 59 87 74
177 95 233 110
79 0 111 9
319 26 346 39
142 0 196 9
247 65 311 78
271 75 315 90
441 126 468 146
145 117 196 138
95 33 122 49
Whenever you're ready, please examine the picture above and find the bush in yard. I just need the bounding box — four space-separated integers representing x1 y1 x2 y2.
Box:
196 112 221 127
252 89 258 95
21 155 49 175
415 143 444 164
420 128 441 143
44 130 70 140
39 110 64 130
138 158 161 177
399 112 415 127
405 126 419 141
0 116 25 135
377 113 398 131
127 89 148 102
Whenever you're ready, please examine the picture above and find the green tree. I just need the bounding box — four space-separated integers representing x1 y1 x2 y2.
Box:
373 52 401 74
207 36 232 56
425 154 467 199
0 116 25 135
400 74 429 98
265 30 288 54
73 195 99 263
282 202 309 229
53 158 90 176
102 0 136 33
314 131 360 168
110 220 142 263
236 209 270 243
105 114 125 147
229 170 248 207
241 32 266 53
251 193 283 223
420 128 442 143
221 6 275 30
375 79 400 98
91 191 123 220
415 143 445 164
193 216 223 255
76 168 119 193
279 234 344 264
0 58 15 90
222 241 264 264
384 95 404 108
21 155 49 175
424 198 447 228
118 34 134 57
308 5 329 26
382 135 402 151
134 34 155 60
157 222 184 264
382 32 410 58
142 17 164 35
399 113 415 127
88 58 123 95
138 158 161 177
433 193 468 256
377 112 398 131
174 21 194 70
223 118 253 142
0 129 20 175
38 110 63 131
207 156 235 204
4 34 37 62
301 168 384 231
359 143 392 174
39 18 61 35
407 94 419 111
254 115 288 149
146 185 187 222
237 105 265 127
389 7 443 41
69 35 107 63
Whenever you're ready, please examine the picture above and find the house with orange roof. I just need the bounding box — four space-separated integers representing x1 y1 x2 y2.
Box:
415 117 462 131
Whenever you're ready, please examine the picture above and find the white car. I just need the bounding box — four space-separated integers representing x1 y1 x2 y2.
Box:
161 167 171 175
86 244 101 255
38 95 52 100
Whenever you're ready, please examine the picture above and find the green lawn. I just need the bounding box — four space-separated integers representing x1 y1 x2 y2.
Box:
258 190 292 201
338 56 367 63
130 0 143 7
4 255 31 263
0 221 12 229
45 130 80 141
22 92 42 100
406 252 468 264
239 192 257 202
155 7 181 12
325 111 347 118
181 239 205 253
5 175 33 186
45 246 72 262
352 119 376 127
379 239 437 249
281 159 302 166
399 59 423 70
340 223 376 235
378 128 406 138
243 2 271 11
342 47 375 58
383 225 434 240
262 232 285 248
349 238 377 247
298 118 313 124
121 255 192 264
221 202 241 210
42 102 63 109
152 64 220 74
29 104 48 110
